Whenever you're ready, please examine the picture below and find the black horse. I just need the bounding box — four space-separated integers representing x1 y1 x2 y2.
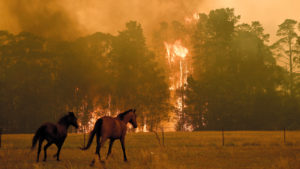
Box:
31 112 79 162
81 109 137 165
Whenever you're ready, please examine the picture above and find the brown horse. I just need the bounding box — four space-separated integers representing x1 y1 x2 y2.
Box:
81 109 137 164
31 112 79 162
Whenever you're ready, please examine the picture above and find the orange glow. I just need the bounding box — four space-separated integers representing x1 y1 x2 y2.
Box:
164 39 189 90
86 111 100 132
185 12 200 23
78 108 103 133
164 40 188 62
173 40 188 59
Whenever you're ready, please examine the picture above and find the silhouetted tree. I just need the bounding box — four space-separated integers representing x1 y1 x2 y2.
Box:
271 19 299 97
186 8 288 130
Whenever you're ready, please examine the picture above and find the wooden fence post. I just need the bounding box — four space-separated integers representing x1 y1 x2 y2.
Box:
0 128 2 148
222 128 225 146
83 126 86 147
161 127 165 147
284 128 286 144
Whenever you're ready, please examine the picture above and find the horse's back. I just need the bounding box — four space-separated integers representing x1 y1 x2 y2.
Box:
100 116 124 138
42 122 57 131
37 122 60 139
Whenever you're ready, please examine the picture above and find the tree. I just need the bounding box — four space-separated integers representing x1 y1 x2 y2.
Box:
271 19 299 97
186 8 285 130
110 21 170 130
0 32 59 132
0 21 171 133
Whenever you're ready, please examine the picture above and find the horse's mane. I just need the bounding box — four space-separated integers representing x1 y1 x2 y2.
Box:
58 115 69 125
117 109 133 120
58 112 74 125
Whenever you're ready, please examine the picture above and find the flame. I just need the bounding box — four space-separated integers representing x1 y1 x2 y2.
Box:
87 111 101 131
78 108 106 133
193 13 200 20
173 40 188 59
164 40 189 89
164 42 174 65
180 60 183 87
185 12 200 23
164 40 188 62
176 97 183 111
164 39 190 131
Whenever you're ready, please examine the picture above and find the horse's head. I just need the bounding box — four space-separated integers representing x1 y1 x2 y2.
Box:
117 109 138 128
128 109 137 128
67 112 79 129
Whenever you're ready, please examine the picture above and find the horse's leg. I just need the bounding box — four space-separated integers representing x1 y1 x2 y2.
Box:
37 138 43 162
95 133 101 159
106 139 115 160
91 132 101 166
43 141 52 161
55 145 62 161
98 136 108 162
55 141 64 161
120 137 127 162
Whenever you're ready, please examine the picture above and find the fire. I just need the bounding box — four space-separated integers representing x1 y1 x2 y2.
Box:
164 39 190 131
173 40 188 59
185 12 200 23
164 40 188 64
164 40 189 88
87 111 101 131
164 42 174 64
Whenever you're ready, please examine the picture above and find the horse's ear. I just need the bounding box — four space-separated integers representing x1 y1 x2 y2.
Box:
69 112 74 116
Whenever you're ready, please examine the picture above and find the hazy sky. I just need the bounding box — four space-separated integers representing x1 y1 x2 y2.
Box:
201 0 300 42
0 0 299 42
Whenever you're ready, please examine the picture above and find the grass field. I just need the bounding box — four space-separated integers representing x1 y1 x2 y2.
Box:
1 131 300 169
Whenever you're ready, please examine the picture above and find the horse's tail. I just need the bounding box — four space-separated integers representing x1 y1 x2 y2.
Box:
81 118 102 150
31 125 45 150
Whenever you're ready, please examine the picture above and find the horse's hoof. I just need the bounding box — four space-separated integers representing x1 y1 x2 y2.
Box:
90 160 95 166
100 160 105 164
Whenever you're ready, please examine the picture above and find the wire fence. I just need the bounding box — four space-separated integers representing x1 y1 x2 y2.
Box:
0 127 297 149
144 127 296 147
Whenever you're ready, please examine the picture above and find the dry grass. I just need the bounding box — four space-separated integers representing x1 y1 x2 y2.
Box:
1 131 300 169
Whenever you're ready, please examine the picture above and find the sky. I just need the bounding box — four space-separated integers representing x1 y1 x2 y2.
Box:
201 0 300 42
0 0 299 42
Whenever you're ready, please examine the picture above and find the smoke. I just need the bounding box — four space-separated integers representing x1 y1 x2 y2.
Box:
0 0 203 40
1 0 300 42
1 0 83 40
68 0 202 34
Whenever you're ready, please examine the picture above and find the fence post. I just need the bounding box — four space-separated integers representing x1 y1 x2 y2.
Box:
83 126 86 147
0 128 2 148
161 127 165 147
222 128 225 146
284 128 286 144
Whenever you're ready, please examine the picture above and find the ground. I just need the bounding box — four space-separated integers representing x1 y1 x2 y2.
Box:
1 131 300 169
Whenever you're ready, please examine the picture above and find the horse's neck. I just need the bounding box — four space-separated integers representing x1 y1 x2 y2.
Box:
120 115 130 124
58 121 70 130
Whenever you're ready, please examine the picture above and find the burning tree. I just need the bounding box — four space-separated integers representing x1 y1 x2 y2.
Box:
151 19 196 131
109 21 170 132
164 40 190 131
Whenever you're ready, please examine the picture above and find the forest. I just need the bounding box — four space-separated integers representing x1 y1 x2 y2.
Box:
1 8 300 133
